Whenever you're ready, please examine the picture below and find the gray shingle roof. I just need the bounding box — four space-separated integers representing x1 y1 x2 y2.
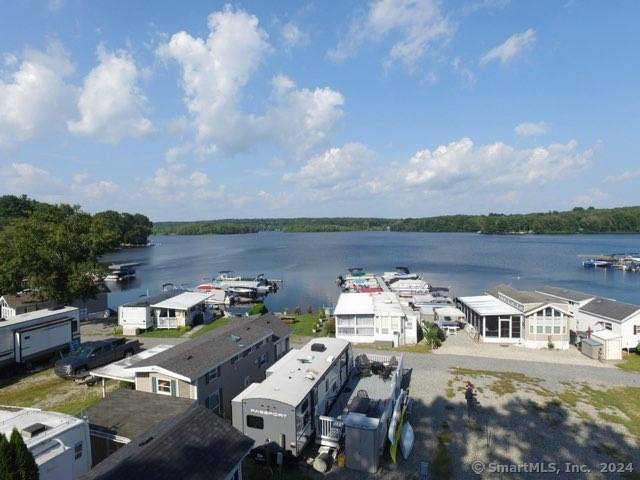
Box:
84 389 193 440
80 404 254 480
580 297 640 322
133 313 290 380
121 289 186 308
536 286 596 303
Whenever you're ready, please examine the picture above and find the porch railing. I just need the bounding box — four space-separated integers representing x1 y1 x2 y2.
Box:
156 316 179 329
317 415 343 445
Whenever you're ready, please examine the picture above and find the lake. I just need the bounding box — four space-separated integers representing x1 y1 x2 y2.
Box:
100 232 640 311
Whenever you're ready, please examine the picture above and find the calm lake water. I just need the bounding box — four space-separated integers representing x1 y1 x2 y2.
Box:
100 232 640 311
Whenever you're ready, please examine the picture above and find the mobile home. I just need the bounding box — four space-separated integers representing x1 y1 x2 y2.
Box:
232 338 352 457
0 406 91 480
118 290 185 335
0 306 80 368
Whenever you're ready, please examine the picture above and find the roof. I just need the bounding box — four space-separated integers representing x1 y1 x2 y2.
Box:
90 344 174 382
84 390 193 441
133 314 290 380
0 306 78 328
234 337 350 407
457 295 521 316
372 292 404 316
150 292 212 310
80 404 253 480
580 297 640 322
334 293 374 316
0 406 84 446
491 284 548 306
121 290 186 308
434 307 465 318
591 329 623 341
536 286 596 303
0 291 54 309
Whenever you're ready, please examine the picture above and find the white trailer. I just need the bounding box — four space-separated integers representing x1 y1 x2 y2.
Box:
118 290 185 335
0 307 80 368
0 406 91 480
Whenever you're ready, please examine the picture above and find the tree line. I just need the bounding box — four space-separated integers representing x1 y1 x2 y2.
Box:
0 195 153 303
153 206 640 235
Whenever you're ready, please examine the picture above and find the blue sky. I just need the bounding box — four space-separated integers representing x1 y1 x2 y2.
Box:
1 0 639 221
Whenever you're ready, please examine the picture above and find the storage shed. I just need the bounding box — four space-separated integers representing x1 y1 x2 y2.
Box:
590 329 623 360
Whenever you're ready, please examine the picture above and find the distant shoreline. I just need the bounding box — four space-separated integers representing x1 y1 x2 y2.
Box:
152 205 640 236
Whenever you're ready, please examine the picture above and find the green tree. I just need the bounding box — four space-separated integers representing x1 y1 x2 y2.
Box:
10 428 38 480
0 433 16 480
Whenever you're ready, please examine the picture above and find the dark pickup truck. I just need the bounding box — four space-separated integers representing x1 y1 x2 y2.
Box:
54 337 140 379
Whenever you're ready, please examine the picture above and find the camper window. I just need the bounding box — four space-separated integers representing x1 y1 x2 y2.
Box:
300 398 309 412
259 353 268 366
247 415 264 430
74 442 83 460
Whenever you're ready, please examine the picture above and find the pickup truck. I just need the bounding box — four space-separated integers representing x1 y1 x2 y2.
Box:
54 337 140 379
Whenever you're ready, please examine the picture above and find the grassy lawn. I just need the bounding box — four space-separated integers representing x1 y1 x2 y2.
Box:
286 311 328 336
617 352 640 372
0 367 122 415
191 316 233 338
136 326 192 338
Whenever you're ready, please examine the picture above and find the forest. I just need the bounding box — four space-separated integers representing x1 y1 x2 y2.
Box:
153 206 640 235
0 195 153 303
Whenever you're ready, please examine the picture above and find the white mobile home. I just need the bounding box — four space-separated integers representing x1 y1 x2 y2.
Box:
334 292 417 346
0 406 91 480
150 292 213 329
0 307 80 368
577 297 640 351
118 290 185 335
232 338 352 457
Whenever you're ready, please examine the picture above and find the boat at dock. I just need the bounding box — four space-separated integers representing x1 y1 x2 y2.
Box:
196 271 281 302
579 253 640 271
104 263 139 282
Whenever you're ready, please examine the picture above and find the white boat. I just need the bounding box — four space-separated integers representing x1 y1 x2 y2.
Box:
104 263 137 282
400 422 414 459
388 389 406 443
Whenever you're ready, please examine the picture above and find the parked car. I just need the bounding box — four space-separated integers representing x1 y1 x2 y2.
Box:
54 337 140 379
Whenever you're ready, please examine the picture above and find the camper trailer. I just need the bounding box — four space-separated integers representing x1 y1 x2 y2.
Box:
0 307 80 369
232 338 352 457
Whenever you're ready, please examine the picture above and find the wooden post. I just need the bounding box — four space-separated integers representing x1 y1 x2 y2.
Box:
101 377 106 398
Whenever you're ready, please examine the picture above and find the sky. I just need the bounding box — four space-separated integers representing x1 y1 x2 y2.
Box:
1 0 639 221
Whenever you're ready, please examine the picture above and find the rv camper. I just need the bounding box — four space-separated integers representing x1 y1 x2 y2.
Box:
232 338 352 457
0 306 80 369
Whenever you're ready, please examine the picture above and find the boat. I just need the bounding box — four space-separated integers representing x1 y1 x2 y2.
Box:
400 422 414 459
104 263 138 282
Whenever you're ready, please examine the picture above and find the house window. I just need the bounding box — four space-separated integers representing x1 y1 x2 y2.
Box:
242 348 251 358
155 379 172 396
205 366 220 384
247 415 264 429
206 390 221 413
259 353 268 366
634 325 640 335
74 442 83 459
604 322 613 331
230 354 239 365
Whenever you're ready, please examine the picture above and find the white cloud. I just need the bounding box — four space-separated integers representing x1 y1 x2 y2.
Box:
515 121 549 137
480 28 536 65
68 48 153 142
260 75 344 154
157 6 269 154
5 162 59 193
159 8 344 156
0 42 76 149
402 137 592 190
283 143 378 199
573 187 609 207
281 21 308 47
328 0 454 68
604 170 640 183
71 173 119 199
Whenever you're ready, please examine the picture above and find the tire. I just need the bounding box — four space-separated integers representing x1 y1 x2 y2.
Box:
75 367 87 378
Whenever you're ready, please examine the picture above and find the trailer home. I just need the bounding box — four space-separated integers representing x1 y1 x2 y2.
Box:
0 406 91 480
0 306 80 368
232 338 352 457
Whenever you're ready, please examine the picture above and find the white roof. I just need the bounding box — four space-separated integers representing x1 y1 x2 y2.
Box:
90 344 175 382
233 337 349 407
591 329 623 341
458 295 521 316
334 293 374 315
150 291 212 310
0 306 78 328
0 406 84 446
372 292 404 316
434 306 466 318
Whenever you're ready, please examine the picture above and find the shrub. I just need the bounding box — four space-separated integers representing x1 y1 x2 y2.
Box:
248 303 268 316
424 324 443 349
323 318 335 336
318 308 326 319
307 305 313 314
